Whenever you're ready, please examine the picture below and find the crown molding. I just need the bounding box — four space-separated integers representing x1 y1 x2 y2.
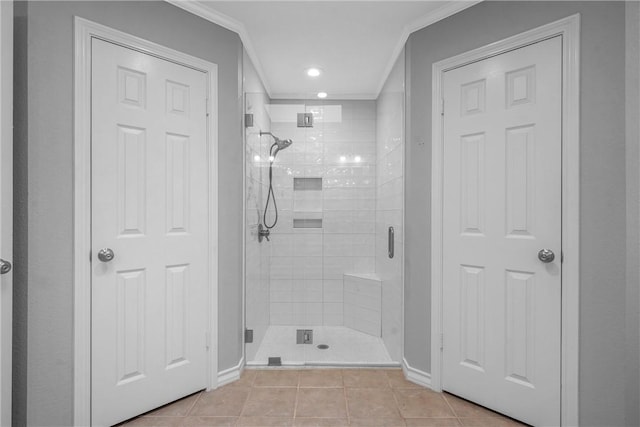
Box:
270 92 378 101
168 0 482 100
374 0 482 96
166 0 272 96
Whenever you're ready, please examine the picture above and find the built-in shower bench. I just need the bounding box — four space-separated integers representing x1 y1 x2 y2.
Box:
343 273 382 337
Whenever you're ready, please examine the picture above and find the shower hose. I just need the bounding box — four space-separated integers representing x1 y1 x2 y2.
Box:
263 142 279 229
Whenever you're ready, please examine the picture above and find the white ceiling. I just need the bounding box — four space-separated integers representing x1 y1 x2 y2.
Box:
169 1 479 99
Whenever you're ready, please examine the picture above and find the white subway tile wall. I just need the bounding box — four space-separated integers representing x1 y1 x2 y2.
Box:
267 100 377 327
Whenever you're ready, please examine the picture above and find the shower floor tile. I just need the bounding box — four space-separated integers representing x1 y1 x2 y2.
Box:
248 326 395 366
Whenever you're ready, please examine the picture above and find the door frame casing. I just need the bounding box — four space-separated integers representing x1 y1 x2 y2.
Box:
430 14 580 426
73 17 219 426
0 1 12 426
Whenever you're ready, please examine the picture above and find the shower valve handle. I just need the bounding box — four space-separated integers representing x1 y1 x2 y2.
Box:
258 224 270 243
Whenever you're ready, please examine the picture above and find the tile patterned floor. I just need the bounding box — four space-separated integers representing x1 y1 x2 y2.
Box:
119 369 528 427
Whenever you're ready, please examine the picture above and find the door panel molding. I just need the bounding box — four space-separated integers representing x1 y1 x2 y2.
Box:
430 14 580 427
73 17 219 426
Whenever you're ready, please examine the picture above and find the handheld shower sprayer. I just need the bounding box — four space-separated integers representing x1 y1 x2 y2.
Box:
259 131 294 235
260 131 293 156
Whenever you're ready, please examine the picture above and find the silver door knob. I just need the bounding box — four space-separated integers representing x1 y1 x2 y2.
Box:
0 259 11 275
538 249 555 263
97 248 115 263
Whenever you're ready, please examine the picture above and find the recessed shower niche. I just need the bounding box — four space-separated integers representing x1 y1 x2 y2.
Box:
293 178 323 229
243 50 405 366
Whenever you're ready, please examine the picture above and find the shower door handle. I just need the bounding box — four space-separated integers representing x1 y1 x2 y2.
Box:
388 226 394 259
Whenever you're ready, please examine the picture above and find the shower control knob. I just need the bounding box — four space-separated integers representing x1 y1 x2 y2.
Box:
97 248 115 263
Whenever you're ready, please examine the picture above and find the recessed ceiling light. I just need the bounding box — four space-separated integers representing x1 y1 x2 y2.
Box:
306 68 321 77
317 92 328 99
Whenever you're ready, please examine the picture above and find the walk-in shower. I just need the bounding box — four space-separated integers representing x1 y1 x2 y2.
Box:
243 50 405 367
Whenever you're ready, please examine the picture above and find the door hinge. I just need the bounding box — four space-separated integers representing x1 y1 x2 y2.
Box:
206 98 211 117
561 251 564 263
297 112 314 128
441 98 445 116
244 113 254 128
440 333 444 350
205 331 211 351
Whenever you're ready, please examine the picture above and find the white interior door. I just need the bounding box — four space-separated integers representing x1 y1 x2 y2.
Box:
442 36 562 426
91 38 209 426
0 2 12 426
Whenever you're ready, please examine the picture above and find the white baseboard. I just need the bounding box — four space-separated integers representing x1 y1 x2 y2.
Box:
402 357 432 389
217 357 244 388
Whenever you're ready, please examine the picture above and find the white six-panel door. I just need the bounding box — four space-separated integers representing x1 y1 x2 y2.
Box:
442 36 562 426
91 38 209 426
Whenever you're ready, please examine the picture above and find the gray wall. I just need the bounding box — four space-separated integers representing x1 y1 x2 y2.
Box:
12 2 28 425
626 2 640 427
12 2 244 425
405 2 630 425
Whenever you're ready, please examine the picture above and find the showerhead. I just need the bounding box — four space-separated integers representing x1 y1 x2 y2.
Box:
260 131 293 156
275 138 293 151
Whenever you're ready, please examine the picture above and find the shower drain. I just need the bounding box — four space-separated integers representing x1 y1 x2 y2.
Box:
317 344 329 350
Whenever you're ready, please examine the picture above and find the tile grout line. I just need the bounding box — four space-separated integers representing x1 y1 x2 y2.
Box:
441 392 463 426
238 382 252 420
141 390 203 420
247 370 257 387
342 370 351 425
387 372 406 425
293 372 300 419
236 370 254 425
184 390 203 418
